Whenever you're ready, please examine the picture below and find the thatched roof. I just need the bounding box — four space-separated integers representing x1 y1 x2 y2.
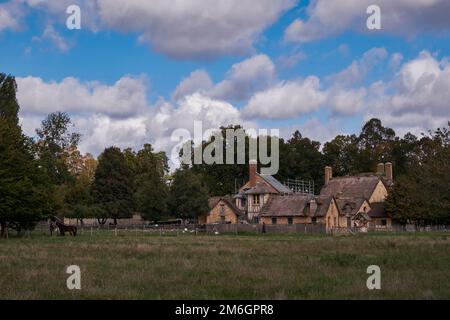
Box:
260 194 311 217
260 194 334 217
208 196 244 217
335 198 367 216
313 196 335 217
320 175 382 200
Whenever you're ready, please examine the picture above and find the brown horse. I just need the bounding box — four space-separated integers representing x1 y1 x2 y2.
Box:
50 216 77 236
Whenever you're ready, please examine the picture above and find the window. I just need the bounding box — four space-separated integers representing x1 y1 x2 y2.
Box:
380 219 387 226
271 217 277 225
334 217 337 226
253 195 260 205
288 217 293 225
311 217 317 224
220 216 226 223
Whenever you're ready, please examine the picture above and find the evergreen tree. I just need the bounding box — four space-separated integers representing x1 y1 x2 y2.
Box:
0 74 19 125
0 74 50 236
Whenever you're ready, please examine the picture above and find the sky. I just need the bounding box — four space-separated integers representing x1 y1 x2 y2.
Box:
1 0 450 165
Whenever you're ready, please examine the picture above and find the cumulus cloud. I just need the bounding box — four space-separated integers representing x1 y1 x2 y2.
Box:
209 54 276 101
279 118 343 144
16 75 150 117
16 76 254 166
243 77 327 119
366 51 450 135
285 0 450 43
173 54 276 102
172 70 214 101
148 94 256 153
97 0 296 59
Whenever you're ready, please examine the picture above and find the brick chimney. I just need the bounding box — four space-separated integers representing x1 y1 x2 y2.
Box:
324 166 332 185
249 159 257 187
377 163 385 176
385 162 393 180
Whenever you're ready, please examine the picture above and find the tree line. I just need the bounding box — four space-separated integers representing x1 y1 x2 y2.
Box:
1 73 449 236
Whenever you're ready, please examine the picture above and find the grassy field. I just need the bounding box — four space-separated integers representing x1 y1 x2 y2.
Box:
0 230 449 299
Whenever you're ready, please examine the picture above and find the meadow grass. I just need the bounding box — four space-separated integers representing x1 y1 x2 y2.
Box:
0 230 449 299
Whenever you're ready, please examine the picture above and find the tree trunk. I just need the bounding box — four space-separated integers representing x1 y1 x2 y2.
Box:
0 221 5 238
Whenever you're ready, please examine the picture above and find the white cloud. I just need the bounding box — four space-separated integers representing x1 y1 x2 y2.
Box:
243 77 327 119
366 51 450 135
172 70 213 101
328 87 367 116
0 1 22 32
16 75 150 117
32 25 72 52
173 54 276 102
97 0 296 59
327 47 388 87
277 51 307 69
285 0 450 43
209 54 276 101
279 118 342 145
16 76 255 166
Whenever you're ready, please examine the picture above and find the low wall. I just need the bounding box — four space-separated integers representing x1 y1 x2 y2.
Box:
206 223 326 234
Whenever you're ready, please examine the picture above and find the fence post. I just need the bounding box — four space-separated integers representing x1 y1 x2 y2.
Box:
114 228 117 237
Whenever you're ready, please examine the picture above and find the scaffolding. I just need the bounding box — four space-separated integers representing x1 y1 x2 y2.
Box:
284 178 315 195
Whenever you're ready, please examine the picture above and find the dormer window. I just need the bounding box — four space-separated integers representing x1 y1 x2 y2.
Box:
253 195 260 205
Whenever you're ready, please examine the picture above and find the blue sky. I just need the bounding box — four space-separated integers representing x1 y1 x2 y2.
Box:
1 0 450 161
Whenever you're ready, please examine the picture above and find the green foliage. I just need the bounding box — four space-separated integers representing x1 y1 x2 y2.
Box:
134 144 169 222
92 147 135 223
35 111 81 185
0 73 19 125
170 169 209 220
387 123 450 225
277 130 324 190
0 74 52 235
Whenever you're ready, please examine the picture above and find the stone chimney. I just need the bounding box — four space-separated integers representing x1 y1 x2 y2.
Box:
385 162 393 180
249 159 257 187
324 166 332 185
377 163 385 176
